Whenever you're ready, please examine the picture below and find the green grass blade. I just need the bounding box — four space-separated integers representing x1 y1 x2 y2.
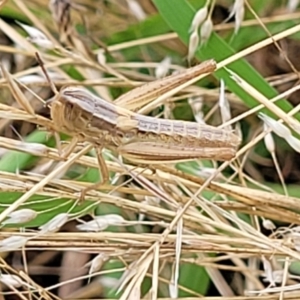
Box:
152 0 299 121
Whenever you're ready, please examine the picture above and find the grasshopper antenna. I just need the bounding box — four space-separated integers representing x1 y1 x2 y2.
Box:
35 52 59 105
35 52 64 153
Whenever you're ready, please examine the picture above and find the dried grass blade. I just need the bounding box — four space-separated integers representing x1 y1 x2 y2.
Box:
151 244 159 300
0 144 93 223
119 254 153 300
229 69 300 133
1 65 35 115
49 0 72 43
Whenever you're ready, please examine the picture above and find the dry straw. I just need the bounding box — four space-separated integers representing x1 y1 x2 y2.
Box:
0 1 300 299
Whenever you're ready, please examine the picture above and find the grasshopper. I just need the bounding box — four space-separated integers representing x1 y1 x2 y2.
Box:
46 58 240 199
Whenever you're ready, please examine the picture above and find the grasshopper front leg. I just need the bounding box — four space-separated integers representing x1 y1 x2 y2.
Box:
79 146 109 202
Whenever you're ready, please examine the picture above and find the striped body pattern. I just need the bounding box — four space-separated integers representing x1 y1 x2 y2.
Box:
51 85 240 163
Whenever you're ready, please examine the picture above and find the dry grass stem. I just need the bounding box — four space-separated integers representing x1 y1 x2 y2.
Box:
0 1 300 299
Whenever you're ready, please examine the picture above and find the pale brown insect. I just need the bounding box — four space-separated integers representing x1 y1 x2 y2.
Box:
47 59 240 199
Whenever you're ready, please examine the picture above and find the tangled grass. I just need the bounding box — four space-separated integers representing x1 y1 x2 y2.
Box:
0 0 300 299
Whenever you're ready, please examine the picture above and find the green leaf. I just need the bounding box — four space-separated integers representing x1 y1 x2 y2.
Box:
179 263 210 296
0 131 52 172
0 193 95 228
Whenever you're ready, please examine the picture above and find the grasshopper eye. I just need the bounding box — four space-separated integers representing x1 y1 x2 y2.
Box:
116 130 135 141
125 132 134 139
